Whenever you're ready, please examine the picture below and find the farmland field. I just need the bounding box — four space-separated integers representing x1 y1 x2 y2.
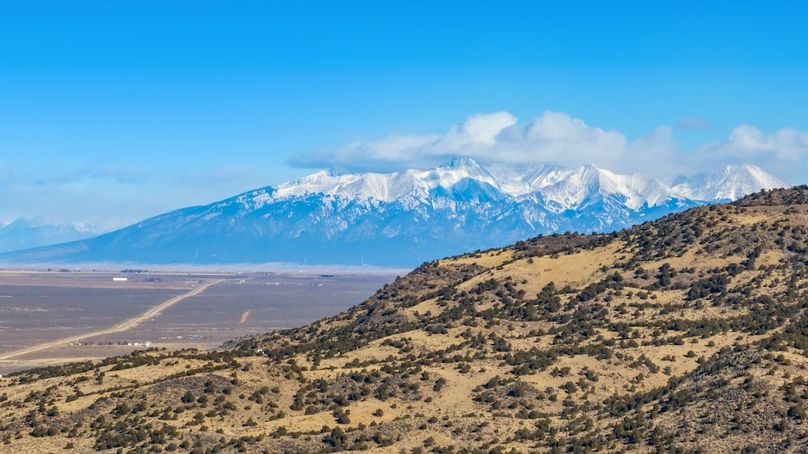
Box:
0 270 395 374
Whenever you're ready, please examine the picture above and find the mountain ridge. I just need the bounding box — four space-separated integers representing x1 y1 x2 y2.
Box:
0 159 787 267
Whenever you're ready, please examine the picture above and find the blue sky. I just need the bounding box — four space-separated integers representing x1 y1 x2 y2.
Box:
1 1 807 227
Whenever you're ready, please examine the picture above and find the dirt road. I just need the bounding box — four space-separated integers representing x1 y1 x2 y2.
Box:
0 279 224 362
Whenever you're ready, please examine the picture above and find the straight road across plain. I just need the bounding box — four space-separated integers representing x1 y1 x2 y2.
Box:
0 279 224 362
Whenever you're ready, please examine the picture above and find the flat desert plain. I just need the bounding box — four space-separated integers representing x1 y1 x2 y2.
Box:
0 269 395 374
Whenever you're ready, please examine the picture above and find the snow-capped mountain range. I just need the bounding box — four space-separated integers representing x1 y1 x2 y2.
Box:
264 158 783 210
0 159 787 267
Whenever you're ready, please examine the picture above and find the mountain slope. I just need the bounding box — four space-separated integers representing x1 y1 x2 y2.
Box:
2 187 808 453
0 160 786 267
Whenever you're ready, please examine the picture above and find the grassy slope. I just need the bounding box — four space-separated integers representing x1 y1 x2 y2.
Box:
1 187 808 453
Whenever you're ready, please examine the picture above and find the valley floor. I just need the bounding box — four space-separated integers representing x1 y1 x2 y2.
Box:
0 271 393 375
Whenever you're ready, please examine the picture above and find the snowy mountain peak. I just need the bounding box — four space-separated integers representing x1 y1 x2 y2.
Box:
430 157 498 192
511 164 673 210
445 155 483 170
267 158 784 210
326 165 350 177
671 163 787 201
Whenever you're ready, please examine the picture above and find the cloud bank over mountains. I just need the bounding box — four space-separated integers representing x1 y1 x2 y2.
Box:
724 124 808 161
2 110 805 229
292 111 807 182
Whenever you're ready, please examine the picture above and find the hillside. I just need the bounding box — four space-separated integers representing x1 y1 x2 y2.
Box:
0 160 784 267
2 187 808 453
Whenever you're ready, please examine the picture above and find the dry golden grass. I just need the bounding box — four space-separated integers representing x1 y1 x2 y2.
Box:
402 297 445 318
442 249 514 268
643 248 744 272
458 241 623 296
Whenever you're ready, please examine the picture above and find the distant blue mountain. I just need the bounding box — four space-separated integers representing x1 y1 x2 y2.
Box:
0 159 786 267
0 219 102 254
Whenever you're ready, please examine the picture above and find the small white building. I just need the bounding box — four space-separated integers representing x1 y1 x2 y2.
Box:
112 277 128 282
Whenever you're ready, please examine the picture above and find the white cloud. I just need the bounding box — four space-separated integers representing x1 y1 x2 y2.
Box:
679 125 808 182
518 111 627 166
443 112 516 148
291 111 807 183
292 111 631 172
726 125 808 160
